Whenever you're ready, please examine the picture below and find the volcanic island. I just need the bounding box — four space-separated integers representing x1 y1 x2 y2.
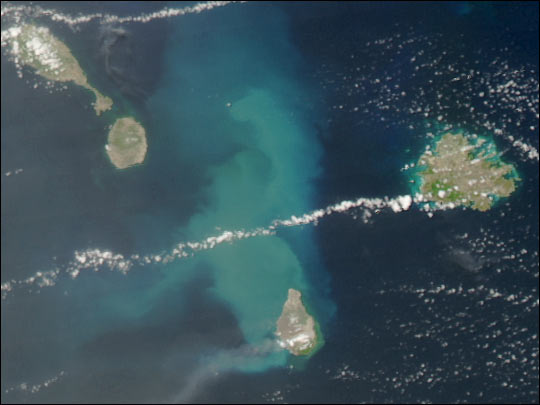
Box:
9 24 113 115
276 288 322 356
105 117 147 169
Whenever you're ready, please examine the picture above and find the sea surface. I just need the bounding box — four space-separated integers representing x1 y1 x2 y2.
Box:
1 2 538 403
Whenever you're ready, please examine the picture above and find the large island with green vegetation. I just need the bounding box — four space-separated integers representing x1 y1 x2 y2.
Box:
7 24 112 115
276 288 321 356
415 131 519 211
105 117 147 169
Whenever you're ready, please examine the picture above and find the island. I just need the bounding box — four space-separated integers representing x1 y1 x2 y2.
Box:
276 288 321 356
105 117 147 169
7 24 112 115
415 132 519 211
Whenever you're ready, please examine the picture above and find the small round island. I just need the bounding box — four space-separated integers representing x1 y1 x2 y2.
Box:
105 117 147 169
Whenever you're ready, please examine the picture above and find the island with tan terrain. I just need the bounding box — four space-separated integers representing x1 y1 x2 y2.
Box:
5 24 112 115
414 132 519 211
276 288 322 356
105 117 147 169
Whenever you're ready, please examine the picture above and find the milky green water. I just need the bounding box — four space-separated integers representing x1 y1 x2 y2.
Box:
139 4 333 372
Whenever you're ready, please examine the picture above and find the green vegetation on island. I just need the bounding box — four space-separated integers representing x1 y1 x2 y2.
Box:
106 117 147 169
415 132 519 211
276 288 321 356
8 24 112 115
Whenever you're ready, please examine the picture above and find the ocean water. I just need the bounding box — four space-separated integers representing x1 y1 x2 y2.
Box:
141 2 335 372
1 2 538 404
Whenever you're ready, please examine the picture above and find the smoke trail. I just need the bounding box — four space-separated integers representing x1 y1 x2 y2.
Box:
170 339 283 403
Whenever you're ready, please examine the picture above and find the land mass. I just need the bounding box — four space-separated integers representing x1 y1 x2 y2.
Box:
416 132 519 211
106 117 147 169
276 288 320 356
6 24 112 115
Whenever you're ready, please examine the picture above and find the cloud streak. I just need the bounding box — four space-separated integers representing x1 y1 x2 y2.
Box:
1 194 424 299
1 2 243 27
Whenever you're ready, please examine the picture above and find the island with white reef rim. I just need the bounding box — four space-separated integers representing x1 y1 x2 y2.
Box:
3 24 112 115
276 288 322 356
105 117 147 169
414 131 520 211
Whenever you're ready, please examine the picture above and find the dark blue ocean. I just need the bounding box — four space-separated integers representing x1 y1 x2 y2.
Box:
1 2 538 403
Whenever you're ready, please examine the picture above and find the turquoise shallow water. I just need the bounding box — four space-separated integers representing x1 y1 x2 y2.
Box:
2 2 537 403
142 3 334 371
